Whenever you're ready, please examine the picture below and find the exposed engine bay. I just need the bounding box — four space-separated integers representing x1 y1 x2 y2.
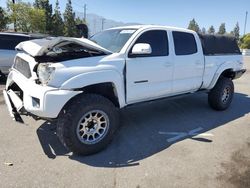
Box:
34 41 107 63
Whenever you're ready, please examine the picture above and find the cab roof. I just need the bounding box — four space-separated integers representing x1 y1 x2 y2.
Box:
107 25 195 33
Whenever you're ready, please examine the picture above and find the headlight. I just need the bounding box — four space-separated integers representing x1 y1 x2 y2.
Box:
37 63 55 85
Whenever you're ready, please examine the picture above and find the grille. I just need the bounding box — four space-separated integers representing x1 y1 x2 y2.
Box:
13 57 32 78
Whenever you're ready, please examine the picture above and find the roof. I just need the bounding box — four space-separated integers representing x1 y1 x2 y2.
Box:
107 25 195 33
0 32 49 38
0 32 30 37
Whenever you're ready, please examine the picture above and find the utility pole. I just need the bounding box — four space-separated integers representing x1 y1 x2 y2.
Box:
93 18 96 34
244 11 248 36
84 4 87 22
101 18 105 30
12 0 17 32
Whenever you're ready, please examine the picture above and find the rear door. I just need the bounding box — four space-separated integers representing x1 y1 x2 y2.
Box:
171 31 204 94
126 29 174 103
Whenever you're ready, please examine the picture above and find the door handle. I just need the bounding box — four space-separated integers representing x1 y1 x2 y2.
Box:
195 60 204 69
164 62 172 67
195 61 203 65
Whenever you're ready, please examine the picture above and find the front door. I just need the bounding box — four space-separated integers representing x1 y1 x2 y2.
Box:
126 30 174 104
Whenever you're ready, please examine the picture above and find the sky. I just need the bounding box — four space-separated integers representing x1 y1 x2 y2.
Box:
0 0 249 35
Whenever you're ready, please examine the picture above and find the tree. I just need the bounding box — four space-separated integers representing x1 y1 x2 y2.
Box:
187 18 200 33
231 22 240 42
7 1 46 33
208 25 215 34
218 23 226 34
0 7 8 31
29 8 46 33
63 0 77 37
34 0 53 34
33 0 41 8
201 27 206 34
240 34 250 49
51 0 64 36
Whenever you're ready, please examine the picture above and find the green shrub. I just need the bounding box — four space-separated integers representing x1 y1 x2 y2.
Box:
240 34 250 49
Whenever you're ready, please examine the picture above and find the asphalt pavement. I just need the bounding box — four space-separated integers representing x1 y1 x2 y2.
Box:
0 57 249 188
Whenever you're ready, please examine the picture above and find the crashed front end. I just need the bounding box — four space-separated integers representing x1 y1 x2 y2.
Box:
3 53 80 122
3 37 110 122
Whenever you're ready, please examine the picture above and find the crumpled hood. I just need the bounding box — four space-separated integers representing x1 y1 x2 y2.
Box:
15 37 112 57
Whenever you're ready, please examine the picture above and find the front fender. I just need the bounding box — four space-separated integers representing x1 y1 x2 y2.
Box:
60 70 126 107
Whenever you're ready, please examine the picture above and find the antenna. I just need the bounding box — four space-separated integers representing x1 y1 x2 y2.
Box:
101 18 105 30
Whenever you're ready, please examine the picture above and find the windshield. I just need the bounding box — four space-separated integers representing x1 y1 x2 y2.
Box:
90 29 137 53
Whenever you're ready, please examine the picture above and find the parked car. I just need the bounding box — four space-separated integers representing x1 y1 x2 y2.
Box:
3 25 246 155
0 32 46 78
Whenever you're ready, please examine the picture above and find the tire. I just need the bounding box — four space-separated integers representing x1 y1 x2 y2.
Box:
208 77 234 111
57 94 120 155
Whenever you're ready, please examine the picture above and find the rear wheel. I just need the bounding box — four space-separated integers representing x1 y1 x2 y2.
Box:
57 94 120 155
208 77 234 111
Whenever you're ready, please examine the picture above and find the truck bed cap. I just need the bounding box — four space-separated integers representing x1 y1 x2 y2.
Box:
199 34 241 55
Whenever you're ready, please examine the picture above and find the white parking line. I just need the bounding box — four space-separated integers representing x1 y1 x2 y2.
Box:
159 127 214 143
190 133 214 137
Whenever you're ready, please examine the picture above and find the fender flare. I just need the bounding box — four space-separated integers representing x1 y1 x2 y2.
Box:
60 70 126 107
207 62 236 90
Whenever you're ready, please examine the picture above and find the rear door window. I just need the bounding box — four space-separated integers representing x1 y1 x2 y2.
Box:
0 35 30 50
173 31 197 55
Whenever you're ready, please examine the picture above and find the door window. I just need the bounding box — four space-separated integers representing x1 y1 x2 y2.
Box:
130 30 169 57
0 35 30 50
173 31 197 55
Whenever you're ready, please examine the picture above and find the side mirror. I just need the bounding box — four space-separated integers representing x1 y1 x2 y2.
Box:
131 43 152 55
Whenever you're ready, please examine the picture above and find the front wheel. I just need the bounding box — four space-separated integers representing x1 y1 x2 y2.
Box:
56 94 120 155
208 77 234 111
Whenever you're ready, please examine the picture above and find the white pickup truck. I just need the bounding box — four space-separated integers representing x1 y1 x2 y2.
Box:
3 25 246 155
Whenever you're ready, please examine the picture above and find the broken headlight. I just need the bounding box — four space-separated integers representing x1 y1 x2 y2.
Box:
37 63 55 85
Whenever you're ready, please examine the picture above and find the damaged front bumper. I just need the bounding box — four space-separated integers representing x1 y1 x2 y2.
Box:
3 69 82 122
3 89 24 122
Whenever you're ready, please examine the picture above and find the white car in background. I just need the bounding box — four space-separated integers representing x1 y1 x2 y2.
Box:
0 32 45 78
